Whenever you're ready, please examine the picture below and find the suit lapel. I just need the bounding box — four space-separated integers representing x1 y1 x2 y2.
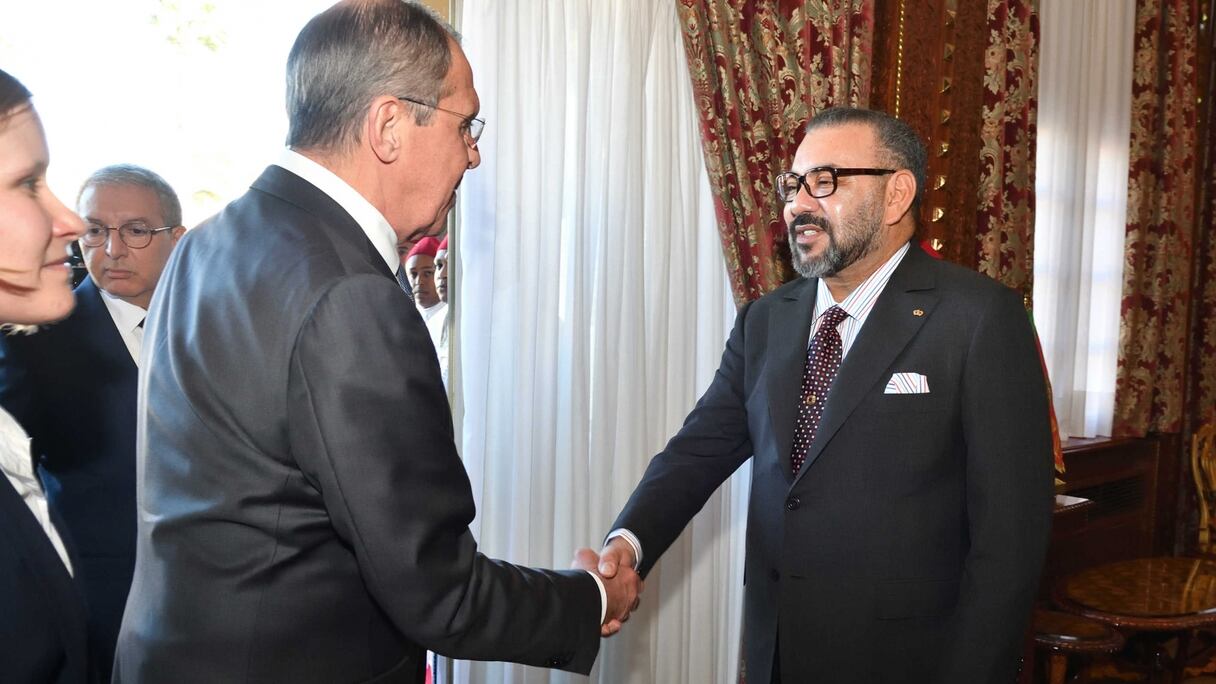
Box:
766 279 817 482
0 473 80 604
77 277 137 371
792 246 939 485
251 165 395 281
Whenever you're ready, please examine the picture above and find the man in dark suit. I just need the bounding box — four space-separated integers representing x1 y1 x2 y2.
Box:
0 164 184 681
591 107 1054 683
113 3 639 683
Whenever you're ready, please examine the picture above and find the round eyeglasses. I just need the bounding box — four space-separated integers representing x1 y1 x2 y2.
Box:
81 222 176 250
397 95 485 148
774 167 895 202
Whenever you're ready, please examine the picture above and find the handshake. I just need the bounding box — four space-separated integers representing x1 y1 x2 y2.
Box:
571 537 644 637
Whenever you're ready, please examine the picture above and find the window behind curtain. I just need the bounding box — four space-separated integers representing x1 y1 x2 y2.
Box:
1032 0 1135 439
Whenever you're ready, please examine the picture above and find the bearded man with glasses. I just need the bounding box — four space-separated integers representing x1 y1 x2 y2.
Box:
0 163 184 680
590 106 1054 684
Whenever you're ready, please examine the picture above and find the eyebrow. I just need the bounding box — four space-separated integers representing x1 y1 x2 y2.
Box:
84 216 155 224
11 159 48 183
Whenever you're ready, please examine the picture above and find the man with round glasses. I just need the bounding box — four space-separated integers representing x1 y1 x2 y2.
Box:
77 166 186 314
0 163 184 680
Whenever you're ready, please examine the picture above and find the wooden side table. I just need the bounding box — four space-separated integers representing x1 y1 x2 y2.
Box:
1054 557 1216 683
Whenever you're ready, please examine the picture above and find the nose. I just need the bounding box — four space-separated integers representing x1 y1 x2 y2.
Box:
105 230 129 257
467 143 481 170
47 190 84 241
784 187 823 224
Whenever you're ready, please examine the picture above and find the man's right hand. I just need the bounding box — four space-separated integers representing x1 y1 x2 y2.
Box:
595 536 637 579
571 546 643 637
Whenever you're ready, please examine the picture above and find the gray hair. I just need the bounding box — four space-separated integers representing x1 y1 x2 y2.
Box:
804 107 928 212
77 164 183 227
285 0 459 152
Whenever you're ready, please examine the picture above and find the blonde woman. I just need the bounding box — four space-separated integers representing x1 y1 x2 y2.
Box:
0 67 92 682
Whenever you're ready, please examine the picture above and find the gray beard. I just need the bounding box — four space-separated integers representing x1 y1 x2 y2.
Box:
788 199 883 279
791 233 847 279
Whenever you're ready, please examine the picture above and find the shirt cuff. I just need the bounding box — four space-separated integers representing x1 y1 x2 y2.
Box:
586 570 607 624
606 528 643 567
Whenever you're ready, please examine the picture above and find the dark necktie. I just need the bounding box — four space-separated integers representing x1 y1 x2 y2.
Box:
790 305 849 476
396 265 414 301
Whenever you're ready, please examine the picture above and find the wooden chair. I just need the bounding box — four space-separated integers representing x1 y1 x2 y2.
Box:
1031 609 1125 683
1192 419 1216 555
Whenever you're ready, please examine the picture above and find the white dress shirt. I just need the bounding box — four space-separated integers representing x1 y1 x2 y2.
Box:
610 242 912 569
98 288 147 365
275 150 608 621
424 303 449 388
0 406 73 575
275 149 401 275
419 300 446 324
423 302 447 342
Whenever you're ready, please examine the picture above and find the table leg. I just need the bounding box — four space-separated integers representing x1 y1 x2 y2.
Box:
1171 630 1192 684
1047 653 1067 684
1077 656 1092 684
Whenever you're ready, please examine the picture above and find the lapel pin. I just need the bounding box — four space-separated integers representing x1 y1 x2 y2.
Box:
913 309 924 317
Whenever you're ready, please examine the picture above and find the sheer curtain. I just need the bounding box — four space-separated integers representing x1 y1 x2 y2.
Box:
1032 0 1134 439
453 2 742 683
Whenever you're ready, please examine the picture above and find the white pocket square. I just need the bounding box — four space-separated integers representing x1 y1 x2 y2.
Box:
884 372 930 394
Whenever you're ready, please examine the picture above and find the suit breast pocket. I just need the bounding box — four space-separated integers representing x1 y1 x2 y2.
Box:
858 394 959 491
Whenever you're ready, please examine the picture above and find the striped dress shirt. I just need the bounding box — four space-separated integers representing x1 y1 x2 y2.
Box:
809 242 910 356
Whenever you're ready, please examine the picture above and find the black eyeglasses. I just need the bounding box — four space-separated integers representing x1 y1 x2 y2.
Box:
774 167 895 202
397 95 486 148
81 222 176 249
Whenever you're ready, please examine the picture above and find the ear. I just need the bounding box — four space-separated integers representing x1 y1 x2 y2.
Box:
883 169 917 226
170 226 187 243
367 96 411 164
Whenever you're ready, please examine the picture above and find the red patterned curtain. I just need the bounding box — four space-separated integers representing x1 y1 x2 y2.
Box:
1112 0 1200 437
975 0 1039 294
1197 167 1216 422
677 0 875 306
1194 20 1216 423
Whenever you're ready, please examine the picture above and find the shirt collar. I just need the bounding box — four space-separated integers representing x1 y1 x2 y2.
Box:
814 241 911 319
97 287 148 333
0 406 37 490
274 149 400 274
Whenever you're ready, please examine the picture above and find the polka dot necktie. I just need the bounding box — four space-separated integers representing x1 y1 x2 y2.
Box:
790 305 849 476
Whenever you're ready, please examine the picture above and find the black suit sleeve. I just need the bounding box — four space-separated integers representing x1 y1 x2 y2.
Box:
611 301 755 576
0 334 37 431
286 275 601 673
936 284 1055 683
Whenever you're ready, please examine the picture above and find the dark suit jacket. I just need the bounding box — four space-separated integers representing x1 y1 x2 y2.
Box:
611 244 1055 684
114 166 601 684
0 450 93 682
0 276 138 681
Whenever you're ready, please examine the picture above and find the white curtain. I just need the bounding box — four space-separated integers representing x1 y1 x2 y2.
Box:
1032 0 1134 439
452 2 743 683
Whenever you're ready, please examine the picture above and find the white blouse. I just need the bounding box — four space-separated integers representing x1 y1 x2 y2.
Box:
0 405 73 575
